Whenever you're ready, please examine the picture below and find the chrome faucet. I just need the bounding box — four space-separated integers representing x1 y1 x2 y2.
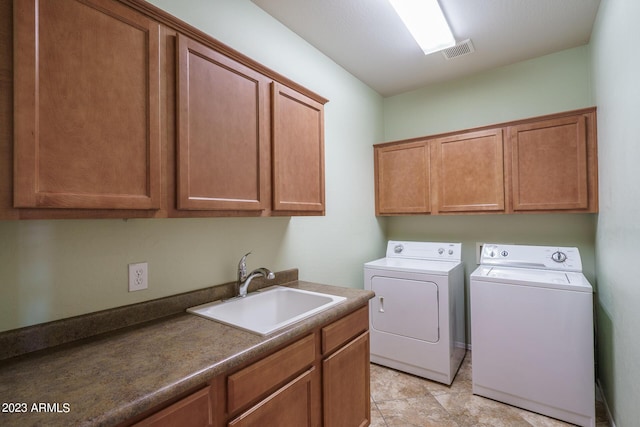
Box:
237 252 275 297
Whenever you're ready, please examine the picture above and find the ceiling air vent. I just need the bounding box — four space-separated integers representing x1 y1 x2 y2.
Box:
442 39 475 60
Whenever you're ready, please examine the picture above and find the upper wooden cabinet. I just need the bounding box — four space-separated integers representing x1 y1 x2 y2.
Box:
431 129 505 213
374 108 597 216
509 114 592 212
13 0 162 210
4 0 327 219
176 34 270 211
272 83 325 214
374 141 430 215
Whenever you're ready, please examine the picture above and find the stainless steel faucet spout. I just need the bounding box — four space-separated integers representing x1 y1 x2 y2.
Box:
236 252 274 297
238 252 251 283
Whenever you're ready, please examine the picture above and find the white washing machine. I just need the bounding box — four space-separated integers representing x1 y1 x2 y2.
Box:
364 240 465 385
470 243 595 427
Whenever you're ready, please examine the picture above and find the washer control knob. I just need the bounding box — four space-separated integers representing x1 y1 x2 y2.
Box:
448 249 454 255
394 244 404 254
438 248 445 255
551 251 567 263
500 250 509 257
489 250 496 258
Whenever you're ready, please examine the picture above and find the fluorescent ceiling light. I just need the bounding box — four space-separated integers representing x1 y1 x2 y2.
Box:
389 0 456 55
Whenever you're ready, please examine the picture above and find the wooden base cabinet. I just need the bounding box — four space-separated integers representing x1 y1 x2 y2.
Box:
321 306 371 427
212 306 370 427
127 305 370 427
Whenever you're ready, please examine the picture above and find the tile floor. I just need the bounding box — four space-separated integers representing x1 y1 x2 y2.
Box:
370 352 610 427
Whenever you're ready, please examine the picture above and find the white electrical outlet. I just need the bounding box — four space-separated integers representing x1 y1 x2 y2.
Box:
128 262 148 292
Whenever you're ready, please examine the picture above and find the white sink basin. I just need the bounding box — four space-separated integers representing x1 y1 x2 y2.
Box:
186 286 346 335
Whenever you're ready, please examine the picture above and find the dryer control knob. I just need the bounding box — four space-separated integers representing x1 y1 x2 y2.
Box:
394 244 404 254
552 251 567 263
438 248 445 255
448 249 454 255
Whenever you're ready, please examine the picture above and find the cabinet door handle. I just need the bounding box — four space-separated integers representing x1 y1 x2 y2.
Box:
378 296 385 313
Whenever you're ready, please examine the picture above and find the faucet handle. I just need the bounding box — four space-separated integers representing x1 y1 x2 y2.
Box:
238 252 251 281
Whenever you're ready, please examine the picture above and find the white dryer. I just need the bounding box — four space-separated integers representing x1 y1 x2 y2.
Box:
471 243 595 427
364 241 465 385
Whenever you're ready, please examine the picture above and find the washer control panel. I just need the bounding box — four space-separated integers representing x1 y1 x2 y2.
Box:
481 243 582 271
386 241 461 261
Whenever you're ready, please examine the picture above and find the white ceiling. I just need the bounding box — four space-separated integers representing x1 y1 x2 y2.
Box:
251 0 601 97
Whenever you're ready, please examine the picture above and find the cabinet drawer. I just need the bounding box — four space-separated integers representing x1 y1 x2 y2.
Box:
133 386 211 427
322 306 368 355
227 334 315 413
228 369 314 427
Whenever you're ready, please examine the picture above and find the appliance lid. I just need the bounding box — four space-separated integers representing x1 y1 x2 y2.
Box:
385 240 462 262
479 243 582 272
365 257 459 274
471 265 592 292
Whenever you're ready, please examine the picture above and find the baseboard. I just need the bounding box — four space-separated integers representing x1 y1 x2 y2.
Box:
596 380 616 427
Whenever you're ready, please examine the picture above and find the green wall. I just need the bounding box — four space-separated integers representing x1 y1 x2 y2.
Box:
590 0 640 425
0 0 386 332
383 46 593 141
382 46 597 344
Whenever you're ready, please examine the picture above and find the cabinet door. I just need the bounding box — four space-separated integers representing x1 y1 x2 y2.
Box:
322 332 370 427
375 141 430 215
228 369 315 427
509 115 589 211
134 386 212 427
13 0 161 209
431 129 505 213
271 83 325 213
176 35 270 211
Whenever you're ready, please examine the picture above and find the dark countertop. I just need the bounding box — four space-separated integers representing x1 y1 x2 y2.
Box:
0 281 373 427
